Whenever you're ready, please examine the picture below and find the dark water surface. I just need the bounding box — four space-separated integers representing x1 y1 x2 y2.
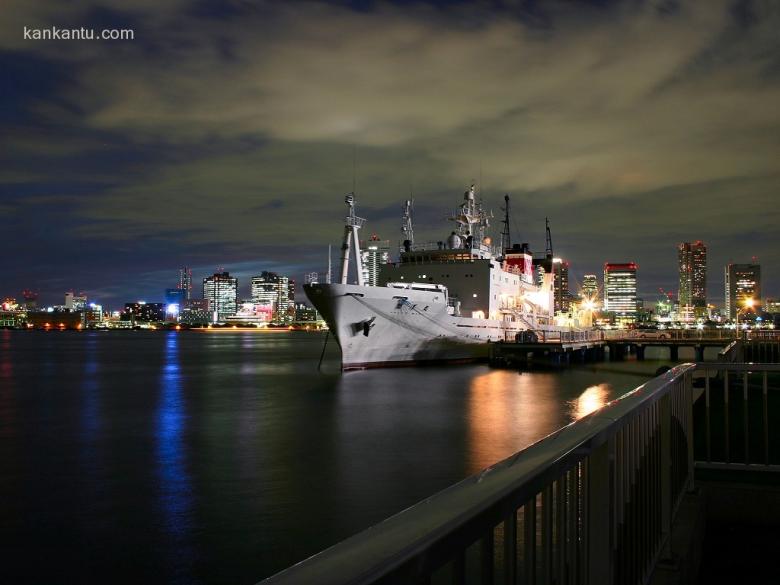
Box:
0 330 700 584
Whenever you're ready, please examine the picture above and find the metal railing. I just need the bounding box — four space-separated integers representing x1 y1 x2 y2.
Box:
747 330 780 341
600 329 779 342
261 362 779 585
261 364 710 585
533 329 605 344
697 363 780 469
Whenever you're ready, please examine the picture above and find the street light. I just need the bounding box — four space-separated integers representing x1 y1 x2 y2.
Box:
735 297 755 337
579 298 598 327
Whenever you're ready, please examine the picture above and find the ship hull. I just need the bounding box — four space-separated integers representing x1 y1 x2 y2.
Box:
305 282 515 370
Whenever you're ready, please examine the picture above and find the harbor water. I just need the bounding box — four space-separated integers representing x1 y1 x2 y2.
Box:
0 330 717 584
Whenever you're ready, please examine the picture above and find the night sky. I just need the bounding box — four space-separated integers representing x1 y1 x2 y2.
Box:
2 0 778 309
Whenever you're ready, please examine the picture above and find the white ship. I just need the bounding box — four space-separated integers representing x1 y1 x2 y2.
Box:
305 186 562 370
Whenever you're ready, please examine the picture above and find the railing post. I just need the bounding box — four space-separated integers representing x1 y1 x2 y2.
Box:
685 372 695 492
659 393 672 557
587 438 614 585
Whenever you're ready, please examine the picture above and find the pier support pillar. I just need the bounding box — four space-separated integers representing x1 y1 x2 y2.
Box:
695 345 704 362
636 345 646 361
670 345 679 361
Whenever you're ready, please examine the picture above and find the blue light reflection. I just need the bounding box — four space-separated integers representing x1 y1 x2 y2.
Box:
157 332 196 581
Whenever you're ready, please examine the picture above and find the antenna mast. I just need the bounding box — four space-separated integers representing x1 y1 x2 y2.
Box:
500 194 511 253
545 217 554 260
326 244 332 284
401 198 414 253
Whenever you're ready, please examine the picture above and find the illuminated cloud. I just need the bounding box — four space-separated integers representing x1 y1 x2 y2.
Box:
1 0 778 303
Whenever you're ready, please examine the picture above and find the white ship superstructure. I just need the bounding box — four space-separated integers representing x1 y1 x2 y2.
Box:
305 186 560 370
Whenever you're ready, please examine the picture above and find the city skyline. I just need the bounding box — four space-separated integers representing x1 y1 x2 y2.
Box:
4 239 773 315
2 1 778 305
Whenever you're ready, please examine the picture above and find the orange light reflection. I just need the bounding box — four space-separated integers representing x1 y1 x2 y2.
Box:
572 384 611 419
467 370 563 474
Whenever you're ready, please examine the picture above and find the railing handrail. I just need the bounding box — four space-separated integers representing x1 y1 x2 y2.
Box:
260 363 698 585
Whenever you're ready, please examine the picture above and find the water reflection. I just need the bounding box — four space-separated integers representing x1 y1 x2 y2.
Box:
81 334 101 443
0 330 15 438
157 332 195 581
467 373 619 474
571 384 611 419
467 371 566 474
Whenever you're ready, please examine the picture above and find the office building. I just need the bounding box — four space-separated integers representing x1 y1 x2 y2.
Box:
552 258 571 313
604 263 638 325
178 267 193 300
225 302 275 326
65 291 87 311
165 288 186 307
724 263 761 320
122 302 165 322
361 236 391 287
184 298 209 311
582 274 598 301
251 271 293 323
678 241 707 317
179 298 212 326
294 303 320 324
203 271 238 321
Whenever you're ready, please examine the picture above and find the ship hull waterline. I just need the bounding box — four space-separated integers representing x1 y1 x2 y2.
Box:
304 282 524 371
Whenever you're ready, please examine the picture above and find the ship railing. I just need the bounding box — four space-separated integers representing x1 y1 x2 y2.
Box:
530 329 604 344
262 362 780 585
404 242 492 255
345 215 366 228
749 330 780 341
603 329 742 341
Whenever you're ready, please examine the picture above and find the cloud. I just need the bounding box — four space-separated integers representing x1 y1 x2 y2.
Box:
1 0 779 302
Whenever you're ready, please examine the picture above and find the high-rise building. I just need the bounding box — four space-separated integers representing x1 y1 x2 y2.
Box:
178 267 193 300
360 236 391 287
165 288 186 307
552 258 571 313
203 271 238 321
582 274 598 301
678 241 707 316
251 271 294 323
724 263 761 320
604 263 638 324
122 302 165 322
65 291 87 311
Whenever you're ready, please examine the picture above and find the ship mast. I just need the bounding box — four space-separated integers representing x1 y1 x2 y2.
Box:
450 184 490 247
326 244 332 284
401 199 414 253
500 194 511 254
339 194 365 286
545 217 554 261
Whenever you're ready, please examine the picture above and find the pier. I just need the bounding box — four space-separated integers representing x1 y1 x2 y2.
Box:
488 329 777 368
262 333 780 585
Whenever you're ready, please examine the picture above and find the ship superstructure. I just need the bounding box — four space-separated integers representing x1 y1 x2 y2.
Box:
304 185 559 370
